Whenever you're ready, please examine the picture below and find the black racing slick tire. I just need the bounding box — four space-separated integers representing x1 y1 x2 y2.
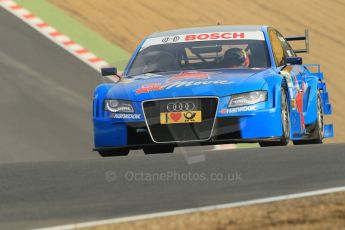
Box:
260 87 290 147
98 148 129 157
143 146 175 154
293 90 324 145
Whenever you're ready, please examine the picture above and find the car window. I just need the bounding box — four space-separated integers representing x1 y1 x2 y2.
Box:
268 28 286 66
127 32 270 77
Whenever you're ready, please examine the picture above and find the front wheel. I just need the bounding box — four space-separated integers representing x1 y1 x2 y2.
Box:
260 87 290 147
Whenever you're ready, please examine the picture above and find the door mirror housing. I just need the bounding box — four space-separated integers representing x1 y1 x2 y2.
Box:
101 67 117 76
285 56 302 65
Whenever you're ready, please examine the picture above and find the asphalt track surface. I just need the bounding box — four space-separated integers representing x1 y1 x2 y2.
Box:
1 7 345 230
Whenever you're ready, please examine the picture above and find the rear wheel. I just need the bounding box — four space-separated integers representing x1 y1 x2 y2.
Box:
293 91 324 145
143 146 175 154
260 87 290 147
98 148 129 157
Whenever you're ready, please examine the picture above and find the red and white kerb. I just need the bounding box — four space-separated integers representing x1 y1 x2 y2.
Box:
141 31 265 49
0 0 108 72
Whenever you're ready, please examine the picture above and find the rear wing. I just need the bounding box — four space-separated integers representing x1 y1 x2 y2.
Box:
286 29 309 54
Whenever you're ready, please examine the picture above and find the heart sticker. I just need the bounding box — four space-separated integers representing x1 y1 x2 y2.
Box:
170 112 181 122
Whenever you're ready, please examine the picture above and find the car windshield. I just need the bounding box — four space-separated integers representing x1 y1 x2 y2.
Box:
127 32 270 77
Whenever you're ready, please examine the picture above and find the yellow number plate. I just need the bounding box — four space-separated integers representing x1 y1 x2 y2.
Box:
160 111 202 124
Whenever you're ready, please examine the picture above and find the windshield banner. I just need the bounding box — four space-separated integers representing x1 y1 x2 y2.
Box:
141 31 265 49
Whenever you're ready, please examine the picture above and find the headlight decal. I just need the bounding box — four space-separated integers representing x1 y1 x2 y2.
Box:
228 91 267 107
104 100 134 113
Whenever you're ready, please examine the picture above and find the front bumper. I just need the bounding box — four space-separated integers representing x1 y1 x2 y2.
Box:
93 105 283 149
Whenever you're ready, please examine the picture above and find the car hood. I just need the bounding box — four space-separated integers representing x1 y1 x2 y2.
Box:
104 69 275 101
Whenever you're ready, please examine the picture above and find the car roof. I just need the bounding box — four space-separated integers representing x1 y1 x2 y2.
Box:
147 25 267 38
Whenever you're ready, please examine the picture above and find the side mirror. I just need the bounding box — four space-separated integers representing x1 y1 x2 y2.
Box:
101 67 117 76
285 56 302 65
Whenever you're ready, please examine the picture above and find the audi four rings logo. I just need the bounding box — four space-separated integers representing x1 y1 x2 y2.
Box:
167 102 196 112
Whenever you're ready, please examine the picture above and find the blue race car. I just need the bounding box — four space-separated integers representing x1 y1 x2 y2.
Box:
93 25 334 156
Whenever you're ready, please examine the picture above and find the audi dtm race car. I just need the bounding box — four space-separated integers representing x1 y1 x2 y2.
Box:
93 25 334 156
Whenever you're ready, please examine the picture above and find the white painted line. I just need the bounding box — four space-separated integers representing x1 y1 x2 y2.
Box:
54 35 70 43
27 17 42 24
80 53 97 60
41 26 58 34
68 44 84 51
35 185 345 230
